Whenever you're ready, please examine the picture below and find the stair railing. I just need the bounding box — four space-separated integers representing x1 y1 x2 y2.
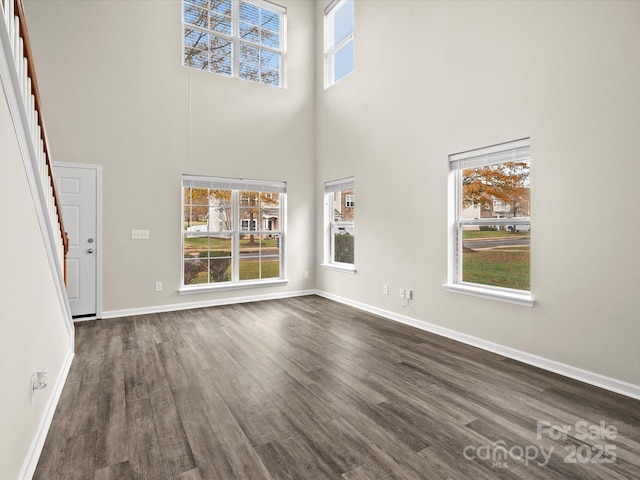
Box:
0 0 69 281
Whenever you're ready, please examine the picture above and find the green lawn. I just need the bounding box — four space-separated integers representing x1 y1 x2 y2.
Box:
184 236 279 258
240 258 279 280
184 236 229 248
184 236 278 248
186 258 279 284
463 230 529 239
463 248 530 290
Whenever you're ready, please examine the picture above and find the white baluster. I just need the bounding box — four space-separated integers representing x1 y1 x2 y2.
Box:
36 140 47 187
33 126 45 181
30 94 35 140
18 37 24 86
34 109 39 159
27 78 33 134
22 56 28 107
38 138 49 186
12 17 19 66
6 1 14 45
48 184 53 221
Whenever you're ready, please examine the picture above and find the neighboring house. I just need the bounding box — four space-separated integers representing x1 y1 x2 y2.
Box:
461 202 482 231
480 188 531 220
332 189 355 222
206 196 280 232
462 189 531 231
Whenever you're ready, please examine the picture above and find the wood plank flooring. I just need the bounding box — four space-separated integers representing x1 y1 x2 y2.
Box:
34 295 640 479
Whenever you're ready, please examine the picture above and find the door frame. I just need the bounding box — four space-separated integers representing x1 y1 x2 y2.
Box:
54 161 103 321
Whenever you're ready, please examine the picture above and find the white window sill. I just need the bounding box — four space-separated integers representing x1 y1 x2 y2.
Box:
179 278 288 295
320 263 357 274
443 283 534 307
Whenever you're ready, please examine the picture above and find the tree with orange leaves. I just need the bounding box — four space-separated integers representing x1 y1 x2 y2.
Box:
463 161 530 216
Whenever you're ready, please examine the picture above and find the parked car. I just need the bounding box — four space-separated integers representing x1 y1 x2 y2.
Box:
506 224 530 232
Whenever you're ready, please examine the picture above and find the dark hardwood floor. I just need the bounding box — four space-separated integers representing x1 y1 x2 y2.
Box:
34 295 640 479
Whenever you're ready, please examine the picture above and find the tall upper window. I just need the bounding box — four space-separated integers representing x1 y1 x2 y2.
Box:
446 139 532 305
183 0 286 87
182 175 286 290
323 177 355 269
324 0 354 88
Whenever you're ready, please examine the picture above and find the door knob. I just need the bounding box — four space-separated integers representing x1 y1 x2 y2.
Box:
87 248 94 254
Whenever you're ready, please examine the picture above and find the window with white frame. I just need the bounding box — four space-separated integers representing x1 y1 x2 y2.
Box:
183 0 286 87
324 177 355 268
182 175 286 289
447 139 531 302
324 0 354 88
240 218 258 230
345 194 355 208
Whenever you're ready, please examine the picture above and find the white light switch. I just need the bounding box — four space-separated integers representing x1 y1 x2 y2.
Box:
131 229 149 240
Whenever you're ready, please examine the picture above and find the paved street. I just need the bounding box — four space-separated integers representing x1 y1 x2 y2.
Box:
464 236 530 249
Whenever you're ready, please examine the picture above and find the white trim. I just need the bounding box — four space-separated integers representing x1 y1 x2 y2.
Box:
183 0 287 87
179 278 288 294
447 138 531 296
54 162 104 320
324 176 355 193
181 176 286 287
443 283 534 307
450 137 530 168
323 0 342 15
101 289 315 319
0 16 74 350
183 174 286 193
320 263 356 274
450 137 530 160
324 179 356 266
243 0 286 15
314 290 640 401
323 0 354 88
18 349 74 480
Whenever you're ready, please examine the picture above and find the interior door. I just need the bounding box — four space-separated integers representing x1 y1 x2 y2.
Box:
54 165 97 318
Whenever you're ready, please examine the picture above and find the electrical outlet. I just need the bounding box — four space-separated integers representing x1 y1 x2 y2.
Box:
383 284 389 295
400 289 412 300
31 370 48 404
155 281 163 292
132 229 150 240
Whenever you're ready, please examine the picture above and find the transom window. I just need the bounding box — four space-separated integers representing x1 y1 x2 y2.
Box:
324 177 355 269
183 0 286 87
446 139 532 305
182 175 286 290
324 0 354 88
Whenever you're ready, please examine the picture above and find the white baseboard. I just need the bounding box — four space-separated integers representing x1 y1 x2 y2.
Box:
19 348 74 480
101 289 316 319
315 290 640 401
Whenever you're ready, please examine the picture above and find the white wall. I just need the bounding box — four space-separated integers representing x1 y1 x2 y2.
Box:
0 77 71 478
315 1 640 386
24 0 316 314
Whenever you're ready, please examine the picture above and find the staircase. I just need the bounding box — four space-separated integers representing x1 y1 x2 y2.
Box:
0 0 68 280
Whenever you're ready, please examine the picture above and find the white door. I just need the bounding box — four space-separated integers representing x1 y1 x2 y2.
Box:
54 165 98 318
